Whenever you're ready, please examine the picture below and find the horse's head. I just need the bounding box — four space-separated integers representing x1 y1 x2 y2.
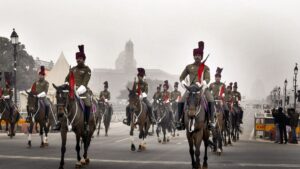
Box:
26 90 38 115
156 98 166 118
52 83 70 114
185 84 202 118
127 87 140 114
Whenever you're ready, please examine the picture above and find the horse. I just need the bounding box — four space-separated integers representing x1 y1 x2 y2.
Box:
231 104 242 142
127 87 151 152
53 84 96 169
25 91 56 148
95 99 104 136
156 99 173 144
97 99 113 136
212 100 225 156
0 98 20 138
184 84 209 169
171 100 179 137
222 102 232 146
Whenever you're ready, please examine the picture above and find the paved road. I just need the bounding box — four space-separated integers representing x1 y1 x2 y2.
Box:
0 108 299 169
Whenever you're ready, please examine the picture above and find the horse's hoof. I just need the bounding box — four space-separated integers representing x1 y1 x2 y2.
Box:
137 145 142 152
80 159 86 165
177 133 179 136
58 165 64 169
131 144 136 151
40 143 45 148
141 145 146 151
85 158 90 165
202 163 208 169
75 162 82 168
44 143 49 146
158 139 162 143
105 134 108 137
167 138 170 142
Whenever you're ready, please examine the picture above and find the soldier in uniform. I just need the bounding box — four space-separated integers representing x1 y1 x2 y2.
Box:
124 68 156 126
224 82 234 113
232 82 243 124
153 84 162 102
1 76 13 121
99 81 113 114
53 45 92 131
209 67 229 118
27 66 50 122
177 41 215 130
161 80 173 114
170 82 181 103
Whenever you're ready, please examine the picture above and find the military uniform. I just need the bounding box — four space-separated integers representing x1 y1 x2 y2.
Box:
133 80 152 111
153 91 162 101
32 79 50 118
170 90 181 103
232 82 243 123
100 90 111 101
65 64 92 106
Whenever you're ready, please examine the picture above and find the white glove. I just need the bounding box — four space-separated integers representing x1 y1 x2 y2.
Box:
181 80 187 88
3 95 10 99
222 93 225 98
196 82 201 87
201 81 208 89
76 85 87 95
156 100 159 103
37 92 46 98
105 99 108 102
142 92 147 98
164 99 170 103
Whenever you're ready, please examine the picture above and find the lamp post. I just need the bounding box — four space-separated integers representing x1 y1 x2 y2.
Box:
284 79 288 110
293 63 298 110
278 87 281 107
10 28 19 106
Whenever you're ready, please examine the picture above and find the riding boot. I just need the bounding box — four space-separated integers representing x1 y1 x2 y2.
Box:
84 106 91 132
52 113 63 131
45 106 49 122
240 109 244 124
123 106 131 126
208 102 215 130
176 102 185 130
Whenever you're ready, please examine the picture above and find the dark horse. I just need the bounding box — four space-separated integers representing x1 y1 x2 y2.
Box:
53 84 96 169
26 91 56 148
96 99 113 136
127 87 151 152
184 84 209 169
156 99 172 144
212 100 225 156
223 102 232 146
0 98 20 138
231 105 242 142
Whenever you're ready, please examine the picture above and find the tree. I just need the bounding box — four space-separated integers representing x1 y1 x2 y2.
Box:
0 37 36 90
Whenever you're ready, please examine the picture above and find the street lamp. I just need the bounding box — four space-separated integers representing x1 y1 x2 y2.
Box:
284 79 288 110
278 87 281 106
293 63 298 110
10 28 19 106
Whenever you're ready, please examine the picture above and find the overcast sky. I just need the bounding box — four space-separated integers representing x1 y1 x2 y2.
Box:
1 0 300 99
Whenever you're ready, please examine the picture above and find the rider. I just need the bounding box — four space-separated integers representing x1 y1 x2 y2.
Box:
2 77 13 121
153 84 162 102
53 45 92 131
124 68 156 126
161 80 173 116
209 67 229 117
224 82 233 119
170 82 181 103
99 81 113 115
27 66 50 122
177 41 215 130
232 82 243 124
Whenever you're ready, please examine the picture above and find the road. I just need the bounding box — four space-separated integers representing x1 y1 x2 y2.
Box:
0 108 299 169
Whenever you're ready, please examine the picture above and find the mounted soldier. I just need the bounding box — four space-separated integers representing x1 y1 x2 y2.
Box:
27 66 50 123
124 68 156 126
232 82 243 124
53 45 92 132
177 41 215 130
99 81 113 115
153 84 162 102
161 80 173 114
1 74 13 121
170 82 181 104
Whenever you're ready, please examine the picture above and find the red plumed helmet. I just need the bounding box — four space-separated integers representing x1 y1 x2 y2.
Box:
193 48 203 56
163 80 169 89
76 45 86 60
198 41 204 50
39 66 45 76
137 68 146 77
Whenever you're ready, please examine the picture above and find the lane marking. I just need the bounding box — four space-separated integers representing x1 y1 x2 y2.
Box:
0 155 299 168
115 138 129 143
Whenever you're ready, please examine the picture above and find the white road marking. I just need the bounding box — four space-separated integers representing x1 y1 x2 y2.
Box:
115 137 130 143
0 155 299 168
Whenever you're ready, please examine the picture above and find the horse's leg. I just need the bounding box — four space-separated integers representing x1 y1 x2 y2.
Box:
130 127 135 151
40 123 45 148
138 126 144 152
105 119 109 137
5 121 9 133
156 124 161 143
97 117 101 136
203 132 209 169
59 129 67 169
195 135 201 169
27 121 34 148
10 121 15 138
44 122 49 146
187 132 196 169
74 134 83 167
83 130 92 165
0 119 2 130
217 129 223 155
162 125 167 143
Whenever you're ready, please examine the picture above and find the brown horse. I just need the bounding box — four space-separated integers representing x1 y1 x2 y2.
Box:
53 84 96 169
156 98 172 144
212 100 225 156
184 84 209 169
0 98 20 138
26 91 56 148
127 87 151 152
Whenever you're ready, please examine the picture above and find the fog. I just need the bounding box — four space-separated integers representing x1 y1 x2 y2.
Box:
1 0 300 99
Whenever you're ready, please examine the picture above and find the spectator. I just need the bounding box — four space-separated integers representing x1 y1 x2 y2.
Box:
277 107 288 144
288 108 299 144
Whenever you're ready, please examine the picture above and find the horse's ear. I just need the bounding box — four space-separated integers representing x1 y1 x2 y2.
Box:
184 84 190 91
52 83 58 90
25 90 30 95
127 87 131 92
